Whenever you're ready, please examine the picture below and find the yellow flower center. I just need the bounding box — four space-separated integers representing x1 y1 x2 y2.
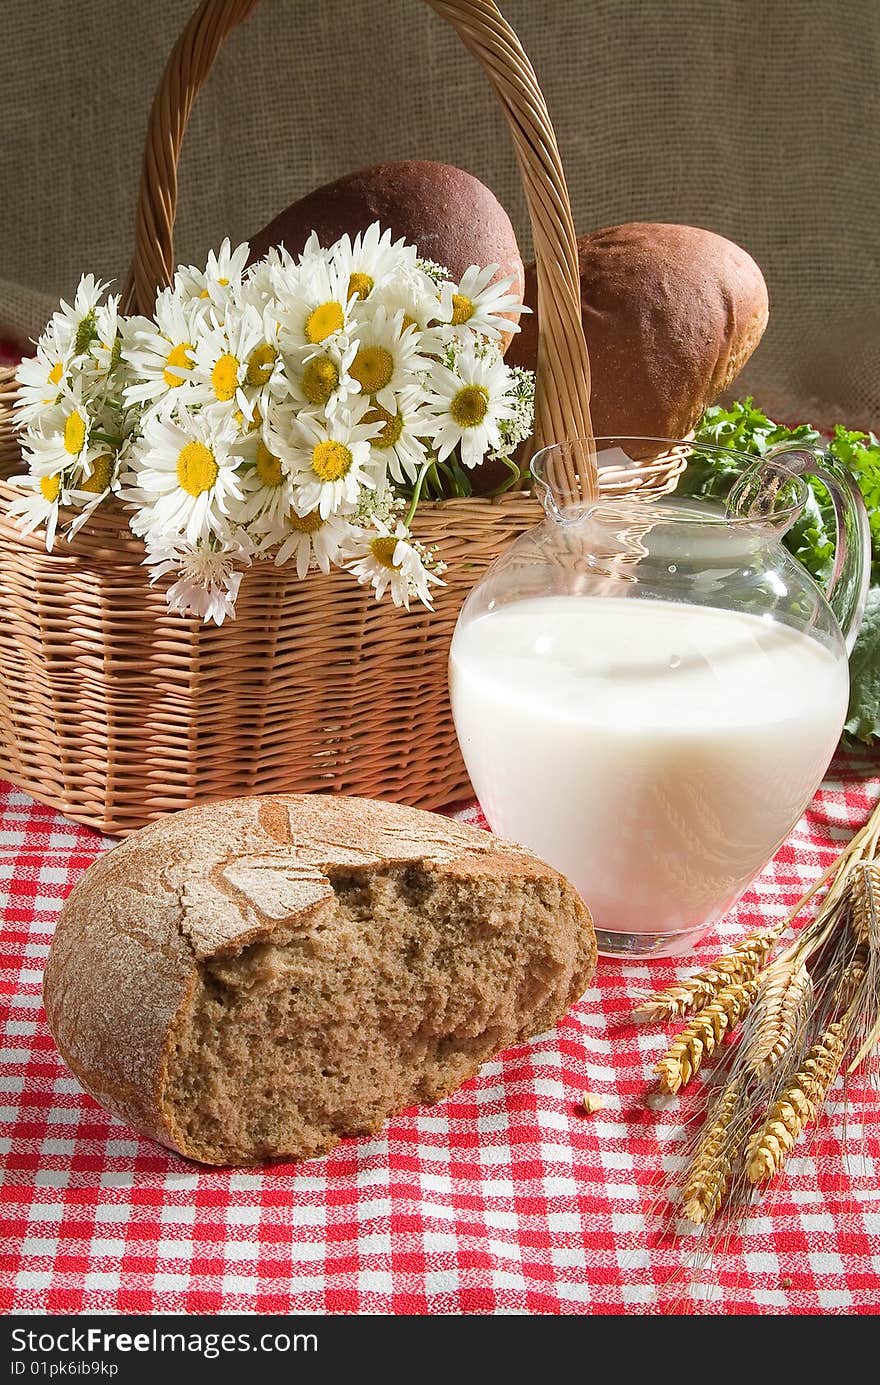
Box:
63 410 86 456
176 441 218 496
311 440 353 482
451 293 475 326
350 345 394 395
363 404 403 449
255 442 283 487
163 341 193 389
289 508 324 534
48 362 64 386
211 353 240 401
450 384 489 427
218 277 229 286
370 536 401 570
245 343 278 387
301 356 339 406
39 474 61 503
348 272 374 301
80 455 113 494
305 301 345 344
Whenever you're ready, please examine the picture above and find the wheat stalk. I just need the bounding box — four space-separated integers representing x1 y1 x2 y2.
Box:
746 1020 848 1183
647 794 880 1235
681 1082 744 1225
635 924 781 1023
654 977 760 1093
744 958 814 1076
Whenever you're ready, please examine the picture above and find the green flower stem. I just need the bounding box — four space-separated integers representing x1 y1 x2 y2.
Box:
483 453 524 498
90 432 123 447
404 458 436 528
426 462 445 499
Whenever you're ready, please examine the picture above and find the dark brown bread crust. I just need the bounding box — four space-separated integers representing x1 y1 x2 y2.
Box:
505 222 769 438
249 161 524 346
43 795 595 1165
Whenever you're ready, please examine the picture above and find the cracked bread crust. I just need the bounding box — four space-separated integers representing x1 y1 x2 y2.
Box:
43 795 596 1165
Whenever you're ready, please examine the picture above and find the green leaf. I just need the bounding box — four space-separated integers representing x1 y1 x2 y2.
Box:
844 587 880 744
687 399 880 745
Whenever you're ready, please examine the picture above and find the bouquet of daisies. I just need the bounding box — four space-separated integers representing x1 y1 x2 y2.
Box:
10 225 533 623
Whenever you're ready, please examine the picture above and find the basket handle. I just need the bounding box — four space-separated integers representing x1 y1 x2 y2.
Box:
122 0 596 494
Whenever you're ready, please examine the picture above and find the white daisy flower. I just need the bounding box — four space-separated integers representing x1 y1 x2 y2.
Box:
285 336 360 417
14 326 73 423
70 450 116 496
372 260 452 336
66 453 118 535
22 384 97 477
175 237 250 307
189 302 267 419
361 385 430 484
275 243 354 356
236 431 296 532
145 534 249 626
346 306 429 413
343 518 445 610
446 264 525 341
122 407 245 546
243 244 294 312
51 273 109 357
332 223 416 306
244 307 287 403
6 470 70 551
273 509 353 579
86 294 125 381
288 406 383 520
423 344 518 468
122 289 200 409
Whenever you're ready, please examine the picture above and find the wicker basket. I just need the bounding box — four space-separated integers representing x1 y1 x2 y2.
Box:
0 0 685 835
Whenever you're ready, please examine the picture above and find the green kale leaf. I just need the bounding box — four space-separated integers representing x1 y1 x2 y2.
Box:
845 587 880 744
682 399 880 746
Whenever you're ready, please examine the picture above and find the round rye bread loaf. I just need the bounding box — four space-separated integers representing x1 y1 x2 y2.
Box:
505 222 769 439
249 160 525 346
43 795 595 1166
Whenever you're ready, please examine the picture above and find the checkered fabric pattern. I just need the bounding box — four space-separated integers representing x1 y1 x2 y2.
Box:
1 758 879 1315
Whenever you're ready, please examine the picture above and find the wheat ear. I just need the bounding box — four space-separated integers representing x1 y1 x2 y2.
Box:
681 1082 744 1225
635 924 779 1023
745 958 814 1076
746 1020 847 1183
654 978 760 1094
851 862 880 947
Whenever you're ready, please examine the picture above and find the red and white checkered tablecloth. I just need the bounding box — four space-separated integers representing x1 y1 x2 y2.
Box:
1 759 879 1316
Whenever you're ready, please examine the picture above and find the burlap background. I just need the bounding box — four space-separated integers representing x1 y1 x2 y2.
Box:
1 0 877 427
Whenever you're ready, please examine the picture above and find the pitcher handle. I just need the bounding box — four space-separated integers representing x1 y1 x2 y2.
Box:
727 443 871 653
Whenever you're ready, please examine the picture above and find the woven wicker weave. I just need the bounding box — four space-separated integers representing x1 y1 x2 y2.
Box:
0 0 684 834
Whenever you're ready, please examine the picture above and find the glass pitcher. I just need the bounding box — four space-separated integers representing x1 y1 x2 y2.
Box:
449 437 871 958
